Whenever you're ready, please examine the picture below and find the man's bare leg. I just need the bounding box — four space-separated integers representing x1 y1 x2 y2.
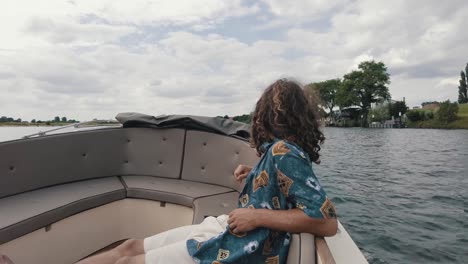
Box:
75 239 144 264
0 255 14 264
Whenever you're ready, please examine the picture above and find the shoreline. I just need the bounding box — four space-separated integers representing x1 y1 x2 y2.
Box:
0 123 72 127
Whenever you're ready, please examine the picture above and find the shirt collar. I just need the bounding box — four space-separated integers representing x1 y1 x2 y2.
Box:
260 138 281 153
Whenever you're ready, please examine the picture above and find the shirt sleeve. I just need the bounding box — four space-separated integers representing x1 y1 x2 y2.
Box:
273 145 336 219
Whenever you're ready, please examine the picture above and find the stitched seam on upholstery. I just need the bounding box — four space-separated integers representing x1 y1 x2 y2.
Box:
299 234 302 264
118 176 128 190
128 187 194 199
191 191 239 223
180 178 237 192
178 129 187 179
0 175 124 200
192 190 238 203
128 188 236 201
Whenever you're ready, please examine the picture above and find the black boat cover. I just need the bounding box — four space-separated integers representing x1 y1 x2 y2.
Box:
115 113 251 140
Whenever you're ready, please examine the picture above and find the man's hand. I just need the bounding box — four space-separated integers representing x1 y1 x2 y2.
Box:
227 208 258 234
233 164 252 182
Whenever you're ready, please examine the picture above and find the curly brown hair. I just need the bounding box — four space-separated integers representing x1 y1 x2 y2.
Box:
250 79 325 163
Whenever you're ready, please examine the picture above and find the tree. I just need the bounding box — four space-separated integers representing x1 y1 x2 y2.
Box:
308 79 341 115
54 116 60 122
389 100 408 119
437 100 459 123
341 61 391 127
458 63 468 104
368 105 390 123
61 117 67 122
31 119 36 123
233 114 252 124
336 78 359 109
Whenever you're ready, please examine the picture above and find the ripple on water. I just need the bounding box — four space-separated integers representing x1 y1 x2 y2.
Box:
316 127 468 264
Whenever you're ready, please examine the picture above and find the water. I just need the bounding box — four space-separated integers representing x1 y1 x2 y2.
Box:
0 125 117 142
314 128 467 264
0 127 467 263
0 126 62 142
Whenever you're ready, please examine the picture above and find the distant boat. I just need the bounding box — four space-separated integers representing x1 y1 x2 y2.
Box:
0 113 367 264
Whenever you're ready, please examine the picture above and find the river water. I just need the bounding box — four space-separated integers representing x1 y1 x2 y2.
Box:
314 128 467 264
0 126 63 141
0 127 466 263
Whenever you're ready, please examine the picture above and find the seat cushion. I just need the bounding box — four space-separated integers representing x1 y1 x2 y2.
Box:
192 192 239 224
0 177 125 244
122 176 235 207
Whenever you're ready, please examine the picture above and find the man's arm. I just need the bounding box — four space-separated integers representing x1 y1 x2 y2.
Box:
228 208 337 237
255 208 337 236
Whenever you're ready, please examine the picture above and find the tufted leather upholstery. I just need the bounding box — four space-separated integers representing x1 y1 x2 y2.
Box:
181 130 259 191
0 128 313 264
0 128 185 199
121 128 185 178
0 128 255 244
0 128 274 254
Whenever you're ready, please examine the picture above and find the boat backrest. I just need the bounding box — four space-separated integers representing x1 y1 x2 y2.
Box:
0 127 258 199
181 130 259 191
121 128 185 178
0 128 185 199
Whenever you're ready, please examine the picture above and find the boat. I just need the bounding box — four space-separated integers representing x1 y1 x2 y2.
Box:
0 113 368 264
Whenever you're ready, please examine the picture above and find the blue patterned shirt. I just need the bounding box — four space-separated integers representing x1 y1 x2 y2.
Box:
187 139 336 264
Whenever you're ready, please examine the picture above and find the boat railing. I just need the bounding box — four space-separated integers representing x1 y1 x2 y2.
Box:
22 120 121 139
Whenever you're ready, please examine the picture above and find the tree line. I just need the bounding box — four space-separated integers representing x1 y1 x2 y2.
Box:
220 60 396 127
402 63 465 125
223 60 466 127
0 116 79 124
218 114 252 124
307 60 397 127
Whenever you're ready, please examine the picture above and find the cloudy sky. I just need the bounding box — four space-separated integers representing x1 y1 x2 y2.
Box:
1 0 467 121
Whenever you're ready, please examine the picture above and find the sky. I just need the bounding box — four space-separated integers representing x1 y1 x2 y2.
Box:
1 0 467 121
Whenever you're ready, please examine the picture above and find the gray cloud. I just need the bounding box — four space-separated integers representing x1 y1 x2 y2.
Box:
0 72 15 80
33 73 105 94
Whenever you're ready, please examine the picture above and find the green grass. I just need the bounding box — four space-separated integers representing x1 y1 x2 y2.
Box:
458 103 468 117
407 103 468 129
451 103 468 129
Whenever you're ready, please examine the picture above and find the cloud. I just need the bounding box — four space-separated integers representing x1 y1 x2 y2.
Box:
0 72 15 80
255 0 346 30
69 0 259 26
262 0 346 19
1 0 467 121
24 17 136 45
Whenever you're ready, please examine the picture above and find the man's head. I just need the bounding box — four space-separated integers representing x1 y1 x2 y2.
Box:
250 79 324 163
